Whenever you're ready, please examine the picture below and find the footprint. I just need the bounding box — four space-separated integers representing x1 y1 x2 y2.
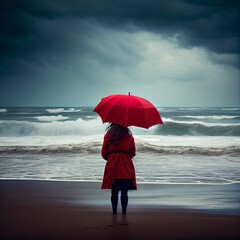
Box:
120 223 128 226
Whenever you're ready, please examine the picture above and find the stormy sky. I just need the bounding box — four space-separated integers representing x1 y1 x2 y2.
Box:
0 0 239 107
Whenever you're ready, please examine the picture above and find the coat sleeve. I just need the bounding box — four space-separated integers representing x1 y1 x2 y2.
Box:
101 135 109 160
128 135 136 159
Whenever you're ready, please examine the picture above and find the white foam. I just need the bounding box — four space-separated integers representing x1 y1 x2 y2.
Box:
0 117 106 137
178 115 237 120
46 108 65 113
0 109 7 113
1 150 239 184
46 108 81 113
0 135 102 146
1 134 240 151
34 115 69 121
135 135 240 148
162 117 240 127
221 108 240 111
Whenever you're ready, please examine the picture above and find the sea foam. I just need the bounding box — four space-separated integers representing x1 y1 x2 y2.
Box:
34 115 69 121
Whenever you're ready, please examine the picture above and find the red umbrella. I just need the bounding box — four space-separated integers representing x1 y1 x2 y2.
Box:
93 93 163 129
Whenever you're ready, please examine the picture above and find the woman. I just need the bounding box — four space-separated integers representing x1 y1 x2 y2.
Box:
101 123 137 215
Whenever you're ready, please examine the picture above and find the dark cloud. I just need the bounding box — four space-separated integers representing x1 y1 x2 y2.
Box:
1 0 239 53
0 0 239 72
0 0 239 107
1 0 239 47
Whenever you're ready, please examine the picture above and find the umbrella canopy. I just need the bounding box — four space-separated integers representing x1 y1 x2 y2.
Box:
93 93 163 129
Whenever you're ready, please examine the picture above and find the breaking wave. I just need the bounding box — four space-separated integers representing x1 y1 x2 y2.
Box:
157 118 240 136
0 142 239 156
46 108 81 113
0 118 105 136
1 117 239 137
162 117 240 127
178 115 239 120
137 142 240 156
34 115 69 122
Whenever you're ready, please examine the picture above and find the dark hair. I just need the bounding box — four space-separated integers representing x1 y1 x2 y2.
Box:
106 123 132 144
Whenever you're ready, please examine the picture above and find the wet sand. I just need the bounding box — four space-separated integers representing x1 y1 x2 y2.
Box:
0 180 239 240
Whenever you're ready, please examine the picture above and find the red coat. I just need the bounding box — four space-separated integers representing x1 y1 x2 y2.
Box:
101 132 137 189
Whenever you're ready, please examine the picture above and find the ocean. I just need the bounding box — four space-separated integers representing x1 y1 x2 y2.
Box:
0 107 239 184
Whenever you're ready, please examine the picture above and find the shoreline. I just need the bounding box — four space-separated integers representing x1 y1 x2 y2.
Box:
1 179 240 213
1 177 239 184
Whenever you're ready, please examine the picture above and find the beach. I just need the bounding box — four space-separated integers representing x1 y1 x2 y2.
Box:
1 180 239 240
0 107 240 239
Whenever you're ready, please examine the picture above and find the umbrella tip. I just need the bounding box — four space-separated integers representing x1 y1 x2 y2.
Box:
128 92 130 95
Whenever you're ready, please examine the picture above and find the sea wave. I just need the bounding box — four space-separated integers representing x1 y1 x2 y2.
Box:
137 143 240 156
46 108 81 113
178 115 238 120
221 108 240 111
0 142 102 154
0 142 239 156
1 117 240 137
158 118 240 136
0 118 105 136
34 115 69 122
0 109 7 113
162 117 240 127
